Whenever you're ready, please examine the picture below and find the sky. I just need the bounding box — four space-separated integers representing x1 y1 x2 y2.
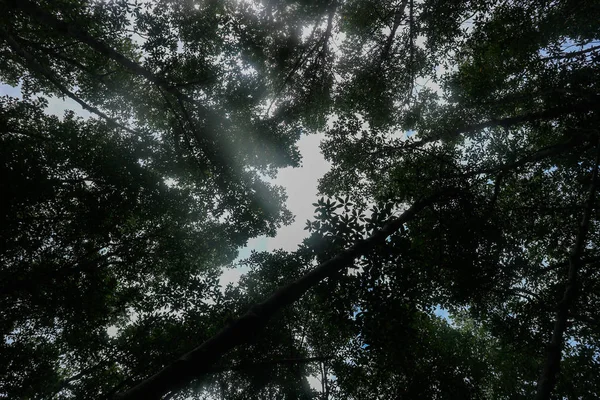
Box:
220 132 331 286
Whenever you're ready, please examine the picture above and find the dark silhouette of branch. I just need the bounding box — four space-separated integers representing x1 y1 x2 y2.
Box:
503 287 546 303
155 354 332 399
379 1 408 65
487 172 503 211
113 189 456 400
14 34 116 80
454 131 596 183
540 45 600 61
7 0 229 169
532 255 600 278
375 100 599 161
478 136 593 178
572 313 600 326
403 98 600 150
157 87 203 167
378 131 594 189
0 27 141 137
173 78 212 88
407 0 415 104
46 360 110 399
10 0 200 106
266 1 337 116
322 1 337 55
535 138 600 400
265 28 322 117
2 126 51 141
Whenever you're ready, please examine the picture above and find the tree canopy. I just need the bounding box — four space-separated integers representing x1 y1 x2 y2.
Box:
1 0 600 399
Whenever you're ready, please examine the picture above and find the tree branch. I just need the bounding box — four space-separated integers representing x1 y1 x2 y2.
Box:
455 131 597 181
540 45 600 61
405 98 600 150
47 360 110 399
379 1 408 65
113 189 456 400
480 136 593 177
407 0 414 103
0 27 141 137
8 0 228 168
265 22 322 117
10 0 199 106
532 255 600 278
208 356 331 374
14 34 114 80
535 138 600 400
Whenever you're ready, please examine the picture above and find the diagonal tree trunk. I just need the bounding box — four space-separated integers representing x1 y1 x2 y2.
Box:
535 139 600 400
113 190 455 400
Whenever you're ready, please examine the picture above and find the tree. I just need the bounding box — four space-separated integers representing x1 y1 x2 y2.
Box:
1 0 600 399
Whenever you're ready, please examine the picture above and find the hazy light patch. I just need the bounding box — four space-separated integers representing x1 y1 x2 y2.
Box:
130 31 147 47
164 177 179 187
264 133 331 252
240 64 257 76
236 236 268 260
106 307 140 338
216 133 330 286
307 375 322 392
107 325 119 338
301 24 314 41
219 265 250 289
43 94 92 120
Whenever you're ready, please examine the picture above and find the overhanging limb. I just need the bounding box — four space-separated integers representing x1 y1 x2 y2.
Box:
114 189 456 400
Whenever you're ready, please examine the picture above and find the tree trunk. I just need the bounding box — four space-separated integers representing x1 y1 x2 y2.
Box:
535 140 600 400
114 190 454 400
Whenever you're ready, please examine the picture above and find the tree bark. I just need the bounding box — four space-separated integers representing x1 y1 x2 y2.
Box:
379 1 408 64
535 139 600 400
114 190 454 400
